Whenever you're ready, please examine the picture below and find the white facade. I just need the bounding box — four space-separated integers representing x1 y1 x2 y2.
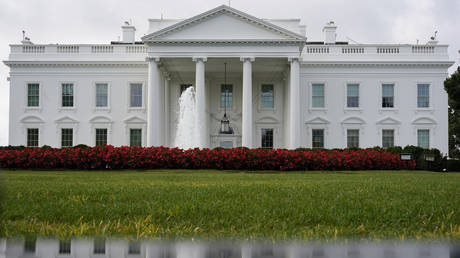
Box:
4 5 454 153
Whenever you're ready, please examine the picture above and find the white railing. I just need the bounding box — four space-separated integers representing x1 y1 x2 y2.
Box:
376 47 400 54
91 45 114 53
412 45 434 54
306 46 329 54
342 47 364 54
125 45 147 53
57 45 79 53
22 45 45 53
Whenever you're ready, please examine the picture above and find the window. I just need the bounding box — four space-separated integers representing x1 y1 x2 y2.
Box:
24 238 36 253
417 84 430 108
130 83 143 107
27 128 39 147
261 129 273 149
62 83 74 107
180 84 192 95
347 129 359 148
220 84 232 108
382 84 394 108
96 83 108 107
27 83 39 107
93 239 105 254
312 84 325 108
95 128 107 146
61 128 73 148
261 84 274 108
59 240 71 254
128 241 141 255
347 84 359 108
418 129 430 149
312 129 324 148
130 129 142 147
382 129 394 148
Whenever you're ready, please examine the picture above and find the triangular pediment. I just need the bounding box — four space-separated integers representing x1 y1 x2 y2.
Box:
305 116 330 124
412 116 437 125
89 115 112 124
256 116 280 124
124 116 147 124
20 115 44 124
55 116 79 124
376 116 401 125
341 116 366 125
142 5 305 42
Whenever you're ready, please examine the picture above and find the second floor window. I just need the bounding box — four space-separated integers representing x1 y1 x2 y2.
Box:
221 84 232 108
382 84 394 108
347 84 359 108
95 83 108 107
62 83 74 107
312 84 325 108
261 84 274 108
130 83 143 107
417 84 430 108
27 83 39 107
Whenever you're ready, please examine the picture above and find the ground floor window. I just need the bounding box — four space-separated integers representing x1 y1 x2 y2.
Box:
27 128 39 147
382 129 394 148
347 129 359 148
95 128 107 146
61 128 73 147
59 240 71 254
417 129 430 149
130 128 142 147
261 129 273 149
312 129 324 148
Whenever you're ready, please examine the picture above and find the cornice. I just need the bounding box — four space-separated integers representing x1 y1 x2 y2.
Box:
145 39 305 45
3 61 148 67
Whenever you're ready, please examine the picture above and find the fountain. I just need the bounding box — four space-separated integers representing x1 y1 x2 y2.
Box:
174 87 200 149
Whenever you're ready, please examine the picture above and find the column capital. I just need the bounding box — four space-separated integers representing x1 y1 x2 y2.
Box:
145 56 160 62
288 57 301 62
192 57 207 62
240 57 255 62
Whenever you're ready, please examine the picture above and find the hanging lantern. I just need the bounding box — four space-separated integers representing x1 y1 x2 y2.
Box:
220 62 233 134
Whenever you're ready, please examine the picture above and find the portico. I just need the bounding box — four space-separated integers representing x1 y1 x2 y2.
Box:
142 5 305 149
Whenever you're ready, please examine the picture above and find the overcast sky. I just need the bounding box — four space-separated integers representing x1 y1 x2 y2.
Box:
0 0 459 146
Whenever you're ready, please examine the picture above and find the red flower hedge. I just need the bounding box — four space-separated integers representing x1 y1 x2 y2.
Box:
0 146 415 171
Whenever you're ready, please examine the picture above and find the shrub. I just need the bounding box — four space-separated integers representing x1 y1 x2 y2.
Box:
0 145 414 171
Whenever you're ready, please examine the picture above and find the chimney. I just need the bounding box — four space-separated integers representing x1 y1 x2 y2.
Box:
122 22 136 44
323 21 337 44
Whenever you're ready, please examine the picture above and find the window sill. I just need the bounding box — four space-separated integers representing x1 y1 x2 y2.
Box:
379 108 399 113
308 108 328 113
94 107 111 113
128 107 146 113
58 107 76 112
343 108 363 112
24 107 42 112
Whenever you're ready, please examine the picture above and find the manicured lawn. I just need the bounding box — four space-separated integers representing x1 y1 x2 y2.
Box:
0 170 459 240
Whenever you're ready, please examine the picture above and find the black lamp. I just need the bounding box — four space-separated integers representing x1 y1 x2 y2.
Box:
220 62 233 134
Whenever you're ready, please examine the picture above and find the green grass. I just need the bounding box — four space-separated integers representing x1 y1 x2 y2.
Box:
0 170 459 241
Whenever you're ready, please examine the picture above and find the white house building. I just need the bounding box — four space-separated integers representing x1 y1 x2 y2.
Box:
4 5 454 153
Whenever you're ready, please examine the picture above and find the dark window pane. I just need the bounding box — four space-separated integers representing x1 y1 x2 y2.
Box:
312 129 324 148
221 84 232 108
27 128 39 147
261 84 274 108
95 128 107 146
130 129 142 147
261 129 273 149
61 128 73 147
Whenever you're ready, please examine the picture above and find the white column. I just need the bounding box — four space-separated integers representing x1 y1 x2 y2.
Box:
193 57 207 148
164 76 170 147
147 57 164 146
241 57 254 148
289 57 301 149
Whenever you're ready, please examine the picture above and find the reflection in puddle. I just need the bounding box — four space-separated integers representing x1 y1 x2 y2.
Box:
0 238 458 258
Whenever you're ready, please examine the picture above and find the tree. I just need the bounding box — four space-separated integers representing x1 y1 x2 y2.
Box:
444 66 460 158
